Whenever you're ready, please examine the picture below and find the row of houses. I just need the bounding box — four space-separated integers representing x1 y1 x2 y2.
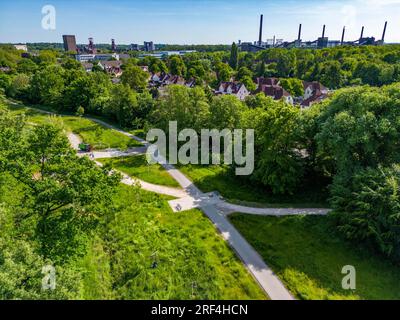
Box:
216 77 329 109
150 72 196 88
78 58 328 108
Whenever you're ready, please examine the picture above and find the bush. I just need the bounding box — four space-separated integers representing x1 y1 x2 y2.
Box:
332 165 400 261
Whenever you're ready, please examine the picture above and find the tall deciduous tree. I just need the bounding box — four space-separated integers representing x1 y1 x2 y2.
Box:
121 65 149 92
229 42 238 70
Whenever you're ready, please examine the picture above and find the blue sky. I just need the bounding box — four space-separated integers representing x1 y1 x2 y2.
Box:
0 0 399 44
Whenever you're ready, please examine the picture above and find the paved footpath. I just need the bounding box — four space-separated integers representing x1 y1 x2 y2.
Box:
27 104 333 300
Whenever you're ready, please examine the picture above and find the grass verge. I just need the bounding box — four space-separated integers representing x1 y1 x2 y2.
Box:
229 213 400 300
98 155 180 188
5 101 142 150
91 185 267 299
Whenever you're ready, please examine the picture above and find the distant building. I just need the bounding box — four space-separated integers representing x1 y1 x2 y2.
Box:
139 50 196 59
111 39 117 52
130 44 140 51
118 53 131 60
13 44 28 52
62 35 77 52
144 41 155 52
86 38 97 54
75 53 120 62
215 82 250 101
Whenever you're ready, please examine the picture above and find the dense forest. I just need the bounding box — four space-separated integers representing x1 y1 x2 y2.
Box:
0 43 399 298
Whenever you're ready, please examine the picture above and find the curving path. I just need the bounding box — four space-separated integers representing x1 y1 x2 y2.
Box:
23 103 334 300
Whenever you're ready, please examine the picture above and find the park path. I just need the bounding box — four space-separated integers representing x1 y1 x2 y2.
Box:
23 103 334 300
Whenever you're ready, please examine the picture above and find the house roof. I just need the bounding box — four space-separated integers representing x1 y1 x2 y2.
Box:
301 93 327 107
259 84 291 100
218 81 245 94
303 81 328 92
99 60 123 68
257 77 280 87
81 62 93 69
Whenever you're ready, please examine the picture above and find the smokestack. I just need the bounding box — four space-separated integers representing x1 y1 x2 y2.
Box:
322 25 326 38
360 26 364 39
341 26 346 45
382 21 388 43
273 35 276 47
259 14 264 46
298 23 302 41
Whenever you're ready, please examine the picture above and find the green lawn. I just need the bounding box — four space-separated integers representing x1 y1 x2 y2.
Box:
177 164 328 208
98 155 181 188
5 102 142 150
229 213 400 300
83 185 267 299
61 117 142 150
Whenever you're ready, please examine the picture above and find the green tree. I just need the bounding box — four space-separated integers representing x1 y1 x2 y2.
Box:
152 85 210 132
215 62 233 83
8 74 30 100
229 42 238 70
320 61 344 89
168 55 187 76
332 165 400 261
250 102 304 194
280 78 304 97
276 51 296 77
13 123 120 260
209 95 245 130
16 59 38 74
30 65 65 106
120 65 149 92
106 84 138 127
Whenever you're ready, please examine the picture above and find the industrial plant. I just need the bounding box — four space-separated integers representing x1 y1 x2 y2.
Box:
239 14 389 52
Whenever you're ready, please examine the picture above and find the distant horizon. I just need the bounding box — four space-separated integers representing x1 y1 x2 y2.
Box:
1 0 400 44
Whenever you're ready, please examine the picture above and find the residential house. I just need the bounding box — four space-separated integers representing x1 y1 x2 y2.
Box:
98 60 123 77
300 81 329 109
256 77 294 105
303 81 328 100
216 82 250 101
81 62 93 72
150 72 195 89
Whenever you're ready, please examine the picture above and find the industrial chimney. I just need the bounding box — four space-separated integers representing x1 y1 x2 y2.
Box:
341 26 346 45
382 21 388 43
360 26 364 40
298 23 302 41
259 14 264 46
322 25 326 38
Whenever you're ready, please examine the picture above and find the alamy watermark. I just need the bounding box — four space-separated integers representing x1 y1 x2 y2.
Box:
146 122 255 176
341 265 356 290
41 5 56 30
42 265 56 291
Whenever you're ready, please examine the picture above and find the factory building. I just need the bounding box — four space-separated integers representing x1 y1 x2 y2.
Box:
62 35 77 52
